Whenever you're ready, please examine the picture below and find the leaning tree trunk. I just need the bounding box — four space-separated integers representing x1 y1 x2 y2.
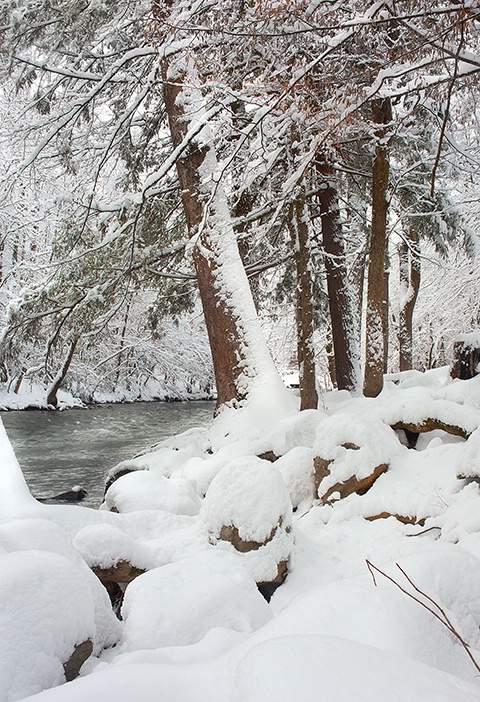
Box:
317 161 361 392
287 190 318 410
398 228 421 371
47 337 79 408
160 55 291 413
363 97 392 397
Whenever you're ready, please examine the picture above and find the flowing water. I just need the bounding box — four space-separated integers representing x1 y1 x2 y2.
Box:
1 401 214 508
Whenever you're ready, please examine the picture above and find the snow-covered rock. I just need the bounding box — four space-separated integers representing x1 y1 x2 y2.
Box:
121 550 272 650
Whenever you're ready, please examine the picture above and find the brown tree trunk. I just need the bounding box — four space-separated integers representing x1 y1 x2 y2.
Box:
398 229 421 371
317 161 360 392
47 337 78 408
363 97 392 397
287 191 318 410
160 55 290 413
383 248 390 373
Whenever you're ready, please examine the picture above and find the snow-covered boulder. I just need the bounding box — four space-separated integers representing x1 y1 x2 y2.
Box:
0 550 96 702
201 456 293 593
121 549 272 650
313 414 402 503
73 523 155 583
103 470 201 515
0 518 120 654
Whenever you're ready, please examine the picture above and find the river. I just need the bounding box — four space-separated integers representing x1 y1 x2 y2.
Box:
1 401 214 508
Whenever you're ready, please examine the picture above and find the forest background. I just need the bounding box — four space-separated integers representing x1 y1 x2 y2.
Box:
0 0 479 409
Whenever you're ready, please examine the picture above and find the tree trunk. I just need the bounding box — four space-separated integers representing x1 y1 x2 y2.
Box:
47 337 78 408
161 55 290 413
317 161 361 392
363 97 392 397
398 229 421 371
287 191 318 410
383 248 390 373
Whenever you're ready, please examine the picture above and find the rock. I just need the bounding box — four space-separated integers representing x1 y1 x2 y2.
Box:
201 456 293 599
257 560 288 602
365 511 426 526
63 639 93 682
36 486 88 503
314 458 388 503
312 416 400 503
92 560 146 584
257 451 279 463
104 466 137 495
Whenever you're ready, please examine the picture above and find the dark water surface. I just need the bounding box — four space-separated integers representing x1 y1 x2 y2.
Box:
1 401 214 508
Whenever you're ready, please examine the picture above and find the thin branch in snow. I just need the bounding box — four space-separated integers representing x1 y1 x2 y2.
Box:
366 560 480 675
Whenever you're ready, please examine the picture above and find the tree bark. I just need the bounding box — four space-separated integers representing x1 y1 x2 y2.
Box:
47 337 78 408
398 229 421 371
317 161 361 392
287 190 318 410
160 54 290 412
363 97 392 397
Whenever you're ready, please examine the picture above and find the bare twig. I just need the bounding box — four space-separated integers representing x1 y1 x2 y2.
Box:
366 559 480 675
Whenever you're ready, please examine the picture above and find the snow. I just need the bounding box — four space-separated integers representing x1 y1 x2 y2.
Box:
103 471 201 515
4 367 480 701
120 550 272 651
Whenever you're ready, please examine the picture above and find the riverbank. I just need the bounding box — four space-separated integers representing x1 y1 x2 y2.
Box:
0 382 215 412
3 366 480 701
1 400 215 508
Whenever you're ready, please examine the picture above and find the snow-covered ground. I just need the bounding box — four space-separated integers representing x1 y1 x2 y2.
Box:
3 367 480 701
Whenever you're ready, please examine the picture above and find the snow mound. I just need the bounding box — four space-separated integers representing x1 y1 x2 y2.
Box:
201 456 293 583
201 456 292 544
121 550 272 650
0 550 95 702
103 471 201 515
457 427 480 478
0 519 120 655
73 524 156 572
313 413 402 496
265 408 327 456
233 634 480 702
274 447 315 509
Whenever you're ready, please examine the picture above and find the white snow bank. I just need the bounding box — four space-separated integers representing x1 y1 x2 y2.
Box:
255 544 480 680
121 550 272 650
233 634 480 702
373 386 480 435
434 375 480 407
0 518 120 655
103 471 201 515
0 419 37 516
274 446 315 510
263 408 327 457
73 524 157 572
457 427 480 477
0 385 83 411
0 550 95 702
